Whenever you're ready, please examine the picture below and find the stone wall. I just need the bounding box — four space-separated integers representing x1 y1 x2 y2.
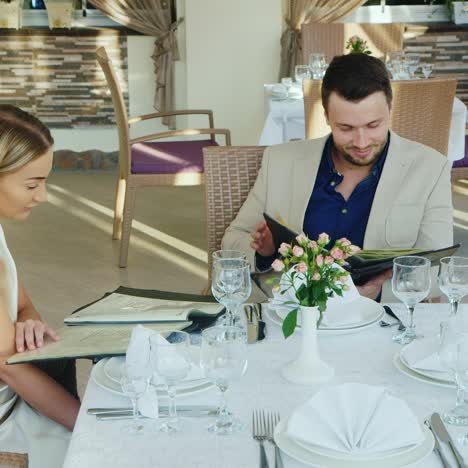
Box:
404 23 468 107
0 29 128 128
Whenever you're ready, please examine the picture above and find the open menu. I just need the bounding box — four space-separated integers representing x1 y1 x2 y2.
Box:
263 212 460 285
7 287 224 365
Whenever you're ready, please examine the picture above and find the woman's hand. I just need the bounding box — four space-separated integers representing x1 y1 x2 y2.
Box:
15 319 60 353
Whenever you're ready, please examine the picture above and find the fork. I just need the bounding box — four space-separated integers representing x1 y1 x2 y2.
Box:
266 411 283 468
252 410 270 468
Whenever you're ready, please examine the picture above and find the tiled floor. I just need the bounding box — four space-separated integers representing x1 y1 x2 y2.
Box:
2 170 468 396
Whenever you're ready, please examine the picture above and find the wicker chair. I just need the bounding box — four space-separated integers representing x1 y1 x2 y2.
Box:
301 23 404 64
303 77 458 158
390 78 457 156
96 47 231 267
0 452 28 468
203 146 265 279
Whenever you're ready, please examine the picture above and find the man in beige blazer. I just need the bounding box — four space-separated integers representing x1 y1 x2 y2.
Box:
222 54 453 298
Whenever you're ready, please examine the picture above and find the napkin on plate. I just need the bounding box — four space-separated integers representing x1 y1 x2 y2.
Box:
271 265 362 327
286 383 424 456
400 337 448 375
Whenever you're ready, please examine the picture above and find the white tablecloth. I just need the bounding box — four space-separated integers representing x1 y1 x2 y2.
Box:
64 303 468 468
259 85 467 163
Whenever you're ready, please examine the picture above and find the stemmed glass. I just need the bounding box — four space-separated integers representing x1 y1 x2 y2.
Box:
294 65 310 85
211 258 251 326
406 57 420 80
421 63 433 79
392 256 431 344
149 331 191 432
438 257 468 317
439 319 468 425
200 326 248 434
309 53 326 79
120 362 150 435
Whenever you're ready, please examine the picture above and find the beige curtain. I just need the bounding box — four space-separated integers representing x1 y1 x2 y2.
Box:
279 0 366 79
89 0 182 128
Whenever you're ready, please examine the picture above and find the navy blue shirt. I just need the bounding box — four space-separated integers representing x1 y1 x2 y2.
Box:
303 134 390 248
256 134 390 271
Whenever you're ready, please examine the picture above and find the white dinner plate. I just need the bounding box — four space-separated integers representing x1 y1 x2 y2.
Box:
393 353 455 388
400 338 453 384
104 355 209 390
93 358 213 398
270 297 384 330
274 418 434 468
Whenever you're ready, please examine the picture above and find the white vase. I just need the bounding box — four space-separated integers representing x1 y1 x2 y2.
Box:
281 306 334 385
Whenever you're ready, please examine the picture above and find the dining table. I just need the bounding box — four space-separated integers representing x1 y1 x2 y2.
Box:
63 302 468 468
259 84 467 164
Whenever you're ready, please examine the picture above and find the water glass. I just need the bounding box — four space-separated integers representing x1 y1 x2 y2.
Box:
438 257 468 317
406 57 420 79
421 63 433 79
309 53 326 79
149 331 191 432
120 372 148 435
294 65 310 84
439 319 468 425
200 326 248 434
212 250 247 263
212 258 251 326
392 256 431 344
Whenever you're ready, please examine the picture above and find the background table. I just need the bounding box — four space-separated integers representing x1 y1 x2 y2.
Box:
64 304 468 468
259 84 467 164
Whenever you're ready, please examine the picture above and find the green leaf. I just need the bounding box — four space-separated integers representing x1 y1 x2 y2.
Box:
282 308 298 338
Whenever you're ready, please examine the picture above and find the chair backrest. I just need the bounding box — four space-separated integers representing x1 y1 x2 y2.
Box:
301 23 404 64
0 451 28 468
303 79 329 140
390 78 457 156
96 46 131 176
203 146 265 275
303 77 457 156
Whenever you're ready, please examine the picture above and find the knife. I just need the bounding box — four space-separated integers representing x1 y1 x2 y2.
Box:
425 420 451 468
245 305 258 344
253 303 266 341
431 412 466 468
88 405 217 415
96 408 218 420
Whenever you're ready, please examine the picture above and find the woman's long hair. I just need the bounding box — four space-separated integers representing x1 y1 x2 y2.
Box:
0 105 53 174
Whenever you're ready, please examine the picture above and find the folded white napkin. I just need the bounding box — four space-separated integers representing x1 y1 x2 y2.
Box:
286 383 424 456
401 337 448 375
271 265 361 327
270 84 288 99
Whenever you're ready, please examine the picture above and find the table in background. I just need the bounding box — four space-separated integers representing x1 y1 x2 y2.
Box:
259 84 467 164
64 304 467 468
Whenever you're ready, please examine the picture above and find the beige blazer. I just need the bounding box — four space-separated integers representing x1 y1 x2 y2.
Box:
222 132 453 270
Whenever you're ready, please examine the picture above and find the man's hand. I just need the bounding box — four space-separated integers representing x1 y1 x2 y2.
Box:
15 320 60 353
356 269 392 300
250 221 275 257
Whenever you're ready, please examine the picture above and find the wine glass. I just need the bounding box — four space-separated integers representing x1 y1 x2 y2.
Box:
294 65 310 85
309 53 326 79
149 331 191 432
439 319 468 425
421 63 433 79
200 326 248 434
438 257 468 317
406 57 420 80
211 258 251 326
120 371 149 435
392 256 431 344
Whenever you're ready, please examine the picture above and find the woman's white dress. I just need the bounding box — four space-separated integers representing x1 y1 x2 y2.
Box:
0 225 70 467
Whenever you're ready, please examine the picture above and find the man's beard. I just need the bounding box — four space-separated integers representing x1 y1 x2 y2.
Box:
336 139 387 167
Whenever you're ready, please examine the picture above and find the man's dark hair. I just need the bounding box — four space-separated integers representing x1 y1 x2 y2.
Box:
321 54 392 114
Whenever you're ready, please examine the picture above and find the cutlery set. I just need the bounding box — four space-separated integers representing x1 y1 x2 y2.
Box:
380 305 406 331
426 412 466 468
252 410 282 468
87 405 218 420
245 304 267 344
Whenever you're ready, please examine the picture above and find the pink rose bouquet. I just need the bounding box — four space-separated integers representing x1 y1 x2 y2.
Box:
346 35 372 55
272 233 360 338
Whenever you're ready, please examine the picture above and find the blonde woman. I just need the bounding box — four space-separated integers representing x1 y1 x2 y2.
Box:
0 105 79 467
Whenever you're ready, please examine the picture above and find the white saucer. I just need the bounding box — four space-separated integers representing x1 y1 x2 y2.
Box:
274 418 434 468
93 358 213 398
393 353 455 388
